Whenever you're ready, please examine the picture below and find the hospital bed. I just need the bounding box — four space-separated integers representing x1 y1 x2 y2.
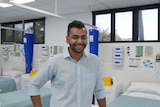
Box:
0 87 51 107
108 82 160 107
0 70 25 93
0 81 99 107
0 76 16 94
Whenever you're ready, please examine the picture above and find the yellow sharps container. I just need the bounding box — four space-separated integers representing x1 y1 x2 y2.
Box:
29 69 37 77
103 77 112 86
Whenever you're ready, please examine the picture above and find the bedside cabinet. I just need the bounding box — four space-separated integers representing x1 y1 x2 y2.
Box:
21 74 30 89
105 82 122 105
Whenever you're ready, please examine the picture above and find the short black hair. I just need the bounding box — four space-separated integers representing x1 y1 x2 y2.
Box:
67 20 86 36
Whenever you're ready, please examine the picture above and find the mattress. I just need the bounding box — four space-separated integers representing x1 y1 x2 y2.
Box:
0 87 51 107
108 94 160 107
0 77 16 94
108 82 160 107
2 70 25 90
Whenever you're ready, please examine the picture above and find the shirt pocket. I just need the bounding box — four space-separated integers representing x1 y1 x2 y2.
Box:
82 73 96 90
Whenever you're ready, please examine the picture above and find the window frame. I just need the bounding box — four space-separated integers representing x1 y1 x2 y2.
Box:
92 3 160 43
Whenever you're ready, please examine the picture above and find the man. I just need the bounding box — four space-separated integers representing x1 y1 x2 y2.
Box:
28 20 106 107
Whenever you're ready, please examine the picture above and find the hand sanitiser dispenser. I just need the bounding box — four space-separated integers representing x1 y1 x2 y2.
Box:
2 46 9 60
23 32 34 74
113 47 124 66
41 45 49 62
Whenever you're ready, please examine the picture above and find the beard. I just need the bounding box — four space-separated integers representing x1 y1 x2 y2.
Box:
69 43 86 54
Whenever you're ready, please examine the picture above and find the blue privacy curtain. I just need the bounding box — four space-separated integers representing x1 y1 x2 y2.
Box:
23 32 34 74
89 29 99 104
89 29 98 56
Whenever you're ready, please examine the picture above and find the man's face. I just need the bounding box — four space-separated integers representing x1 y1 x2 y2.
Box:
66 27 87 54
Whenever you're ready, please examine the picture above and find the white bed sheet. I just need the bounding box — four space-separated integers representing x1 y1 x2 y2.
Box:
123 91 160 100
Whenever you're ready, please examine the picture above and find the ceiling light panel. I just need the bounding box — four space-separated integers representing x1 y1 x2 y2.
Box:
10 0 35 4
0 3 12 7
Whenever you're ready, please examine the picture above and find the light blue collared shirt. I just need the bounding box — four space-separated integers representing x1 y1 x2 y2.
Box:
28 50 106 107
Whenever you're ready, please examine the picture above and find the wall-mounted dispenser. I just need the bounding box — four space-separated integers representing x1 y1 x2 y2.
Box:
114 47 124 53
2 46 9 60
41 45 49 62
113 46 124 66
113 60 123 66
113 53 124 59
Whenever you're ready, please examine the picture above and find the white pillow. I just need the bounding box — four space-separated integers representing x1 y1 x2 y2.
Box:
2 70 25 78
126 82 160 95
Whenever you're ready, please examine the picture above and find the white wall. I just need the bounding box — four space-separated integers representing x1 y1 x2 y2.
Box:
1 11 160 91
99 43 160 90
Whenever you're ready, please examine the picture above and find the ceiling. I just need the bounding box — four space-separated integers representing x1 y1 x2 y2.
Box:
0 0 160 23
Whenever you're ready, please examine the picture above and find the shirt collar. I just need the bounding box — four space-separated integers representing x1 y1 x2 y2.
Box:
64 47 88 59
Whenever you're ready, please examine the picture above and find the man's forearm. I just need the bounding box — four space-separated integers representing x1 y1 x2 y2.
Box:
97 98 107 107
31 95 42 107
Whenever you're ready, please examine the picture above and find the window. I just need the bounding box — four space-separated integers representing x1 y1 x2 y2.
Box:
1 24 14 44
115 11 132 41
96 14 111 42
92 4 160 42
14 23 23 43
1 18 45 44
24 22 33 32
34 19 45 44
139 8 158 41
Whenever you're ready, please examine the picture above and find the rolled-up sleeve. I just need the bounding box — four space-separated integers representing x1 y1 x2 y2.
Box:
28 58 54 96
94 61 106 99
28 85 41 96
